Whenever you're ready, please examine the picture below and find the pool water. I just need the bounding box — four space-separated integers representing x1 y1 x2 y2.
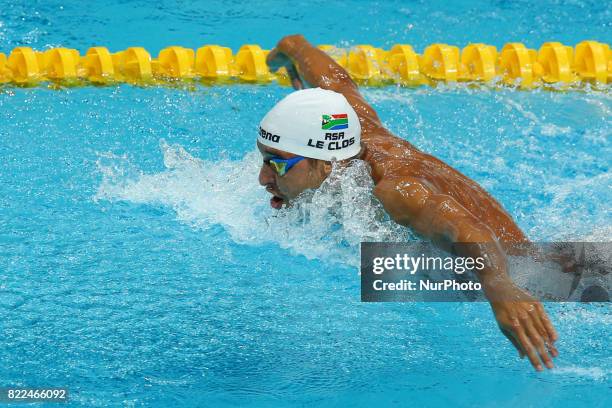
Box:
1 1 610 407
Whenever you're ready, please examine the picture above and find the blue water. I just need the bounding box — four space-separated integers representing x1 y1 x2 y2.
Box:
1 1 611 407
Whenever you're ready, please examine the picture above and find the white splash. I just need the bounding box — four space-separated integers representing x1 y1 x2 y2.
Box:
529 172 612 240
552 366 609 382
95 139 407 267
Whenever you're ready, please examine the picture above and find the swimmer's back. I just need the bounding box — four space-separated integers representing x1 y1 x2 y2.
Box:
361 129 528 244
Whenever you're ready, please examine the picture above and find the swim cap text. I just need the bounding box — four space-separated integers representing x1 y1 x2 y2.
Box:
259 127 280 143
307 132 355 151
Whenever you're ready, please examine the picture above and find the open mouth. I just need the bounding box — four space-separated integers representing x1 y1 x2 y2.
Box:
270 195 284 209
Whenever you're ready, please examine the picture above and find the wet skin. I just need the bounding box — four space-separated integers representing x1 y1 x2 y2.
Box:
262 34 559 371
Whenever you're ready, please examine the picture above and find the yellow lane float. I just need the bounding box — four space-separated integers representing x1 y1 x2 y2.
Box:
460 43 497 82
195 45 233 79
385 44 422 85
0 41 609 89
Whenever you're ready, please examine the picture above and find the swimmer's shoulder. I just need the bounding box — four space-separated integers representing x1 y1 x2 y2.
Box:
359 128 425 181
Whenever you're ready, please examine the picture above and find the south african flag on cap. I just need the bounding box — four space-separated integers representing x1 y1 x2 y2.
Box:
322 114 348 130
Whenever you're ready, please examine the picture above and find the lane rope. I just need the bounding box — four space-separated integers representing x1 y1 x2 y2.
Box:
0 41 609 89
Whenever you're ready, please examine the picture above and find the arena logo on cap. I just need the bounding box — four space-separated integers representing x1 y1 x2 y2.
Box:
322 114 348 130
259 126 281 143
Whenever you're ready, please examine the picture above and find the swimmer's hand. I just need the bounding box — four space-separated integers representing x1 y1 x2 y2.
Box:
267 35 380 129
267 35 306 90
488 282 559 371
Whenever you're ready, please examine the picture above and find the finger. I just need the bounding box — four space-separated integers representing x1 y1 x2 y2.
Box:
528 305 550 344
266 48 280 65
536 303 559 342
531 306 559 357
291 77 304 90
523 316 555 369
514 321 543 371
266 48 289 72
501 327 525 358
287 65 304 90
546 338 559 358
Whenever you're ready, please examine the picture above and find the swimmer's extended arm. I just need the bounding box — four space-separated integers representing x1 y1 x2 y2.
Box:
374 176 559 371
267 34 385 134
373 177 512 287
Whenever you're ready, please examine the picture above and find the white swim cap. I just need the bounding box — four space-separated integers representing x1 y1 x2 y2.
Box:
258 88 361 161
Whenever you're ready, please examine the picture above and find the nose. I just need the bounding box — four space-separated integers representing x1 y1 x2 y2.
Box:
259 163 276 186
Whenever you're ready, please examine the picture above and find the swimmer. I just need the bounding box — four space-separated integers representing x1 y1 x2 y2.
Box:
258 34 559 371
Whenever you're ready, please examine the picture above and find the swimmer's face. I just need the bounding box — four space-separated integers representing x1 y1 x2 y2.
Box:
257 142 329 209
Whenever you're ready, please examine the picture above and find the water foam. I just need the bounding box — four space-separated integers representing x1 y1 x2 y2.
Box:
551 365 609 382
95 139 407 267
529 172 612 240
